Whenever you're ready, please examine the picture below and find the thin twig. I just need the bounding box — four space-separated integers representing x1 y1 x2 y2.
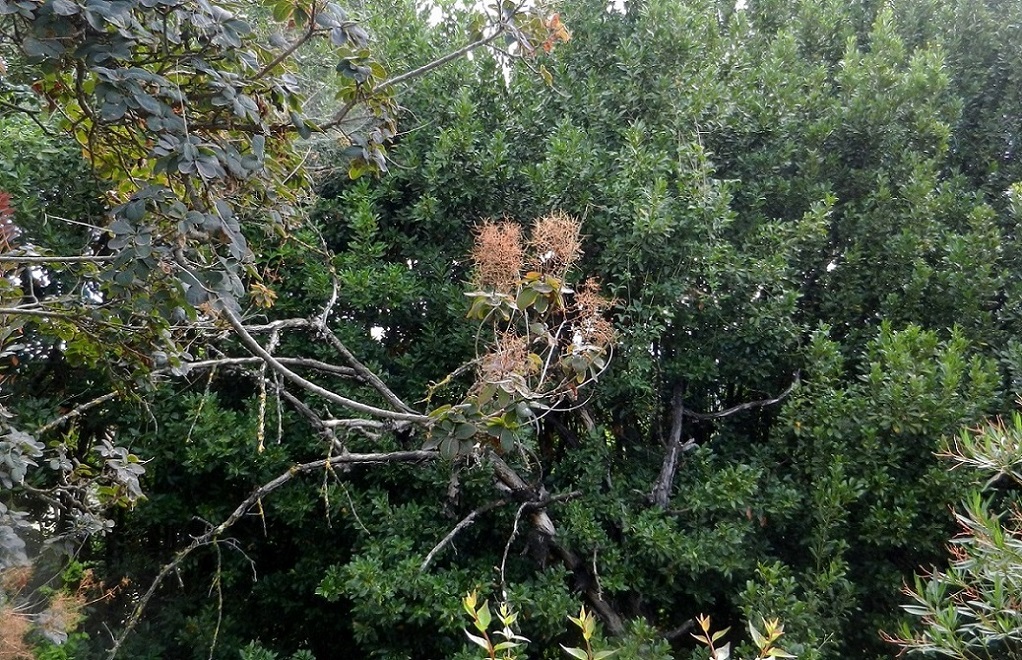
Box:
376 29 505 95
182 356 358 379
499 502 530 591
680 374 800 421
256 329 280 453
105 448 437 659
321 28 506 130
318 325 416 414
253 20 319 81
421 499 508 572
0 308 87 319
0 255 115 264
35 392 120 435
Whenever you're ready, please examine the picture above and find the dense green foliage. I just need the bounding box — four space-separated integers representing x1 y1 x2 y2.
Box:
2 0 1022 658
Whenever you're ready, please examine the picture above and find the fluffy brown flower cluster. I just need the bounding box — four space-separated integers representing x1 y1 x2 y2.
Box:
572 278 616 348
0 603 31 660
480 332 536 383
470 220 524 293
469 213 615 399
0 564 99 659
471 212 586 292
1 565 34 660
527 211 582 277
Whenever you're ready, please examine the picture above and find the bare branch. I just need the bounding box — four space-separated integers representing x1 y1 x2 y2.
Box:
0 255 116 264
241 318 312 333
35 391 121 435
276 388 340 451
487 453 558 534
375 29 505 95
486 453 623 635
650 385 688 508
421 499 508 572
0 308 84 319
550 539 626 636
680 374 800 421
317 324 416 414
106 448 437 659
649 376 799 507
223 306 429 423
253 20 319 81
322 418 390 430
183 356 358 379
321 28 506 130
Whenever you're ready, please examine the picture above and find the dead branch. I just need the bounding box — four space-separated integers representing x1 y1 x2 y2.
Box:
183 356 358 379
223 307 428 424
106 448 437 660
650 385 690 508
317 324 417 414
0 254 116 263
550 540 626 636
649 376 799 508
421 499 508 572
680 374 800 421
35 391 121 435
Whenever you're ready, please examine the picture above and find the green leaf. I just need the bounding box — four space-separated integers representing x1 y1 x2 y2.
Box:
748 622 764 648
464 631 490 651
271 1 292 21
49 0 80 16
561 645 589 660
428 404 452 419
476 601 492 630
439 436 458 460
516 287 538 311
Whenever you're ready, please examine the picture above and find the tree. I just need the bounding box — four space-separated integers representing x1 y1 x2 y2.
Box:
3 0 1022 658
271 0 1021 657
0 0 583 655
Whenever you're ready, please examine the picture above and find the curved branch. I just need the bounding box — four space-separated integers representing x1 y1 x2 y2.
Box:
253 20 319 81
680 374 800 421
35 391 121 435
650 375 800 507
106 448 437 659
421 499 508 572
375 28 505 95
0 255 116 264
321 28 506 130
317 324 416 414
184 356 358 379
223 307 429 424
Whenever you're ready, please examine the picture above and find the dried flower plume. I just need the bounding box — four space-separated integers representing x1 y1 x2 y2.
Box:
480 332 535 383
573 278 616 348
527 211 582 276
470 220 524 293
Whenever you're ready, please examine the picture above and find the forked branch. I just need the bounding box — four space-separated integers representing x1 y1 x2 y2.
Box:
649 375 800 507
223 307 428 424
